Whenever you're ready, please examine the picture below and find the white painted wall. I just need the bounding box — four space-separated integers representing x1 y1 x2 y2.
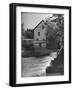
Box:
34 21 47 41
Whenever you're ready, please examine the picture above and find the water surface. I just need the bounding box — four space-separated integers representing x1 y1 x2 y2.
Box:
21 52 57 77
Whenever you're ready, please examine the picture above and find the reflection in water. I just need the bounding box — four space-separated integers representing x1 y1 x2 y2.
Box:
21 52 57 77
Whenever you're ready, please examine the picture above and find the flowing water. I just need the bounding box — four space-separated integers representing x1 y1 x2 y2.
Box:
21 52 57 77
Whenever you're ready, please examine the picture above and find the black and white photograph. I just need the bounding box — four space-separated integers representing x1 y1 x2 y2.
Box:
10 3 71 86
21 13 64 77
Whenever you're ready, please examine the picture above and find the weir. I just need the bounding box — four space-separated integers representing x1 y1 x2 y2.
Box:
21 52 57 77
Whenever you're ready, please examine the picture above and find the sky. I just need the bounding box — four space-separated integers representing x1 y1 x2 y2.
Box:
21 12 53 30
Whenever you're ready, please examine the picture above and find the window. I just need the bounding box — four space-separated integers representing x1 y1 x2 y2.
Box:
36 38 39 40
42 25 44 29
38 32 40 36
43 38 45 40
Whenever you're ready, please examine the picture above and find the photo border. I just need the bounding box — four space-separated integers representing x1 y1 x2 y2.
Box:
9 3 71 87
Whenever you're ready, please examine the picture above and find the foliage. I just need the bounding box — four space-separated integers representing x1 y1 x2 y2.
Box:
45 14 64 50
23 29 34 39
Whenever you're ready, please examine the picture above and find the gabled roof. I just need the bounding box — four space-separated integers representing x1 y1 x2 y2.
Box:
33 20 58 31
33 20 49 31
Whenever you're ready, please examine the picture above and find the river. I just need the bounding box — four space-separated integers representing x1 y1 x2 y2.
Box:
21 52 57 77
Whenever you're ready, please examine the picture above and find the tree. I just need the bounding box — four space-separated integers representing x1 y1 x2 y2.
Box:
45 14 64 51
23 29 34 39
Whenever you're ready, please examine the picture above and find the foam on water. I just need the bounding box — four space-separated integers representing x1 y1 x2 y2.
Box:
22 52 57 77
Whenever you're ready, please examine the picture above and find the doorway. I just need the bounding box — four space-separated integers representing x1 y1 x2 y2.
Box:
39 43 41 47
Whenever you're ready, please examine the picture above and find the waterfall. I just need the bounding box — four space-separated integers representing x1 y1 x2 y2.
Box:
21 52 58 77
